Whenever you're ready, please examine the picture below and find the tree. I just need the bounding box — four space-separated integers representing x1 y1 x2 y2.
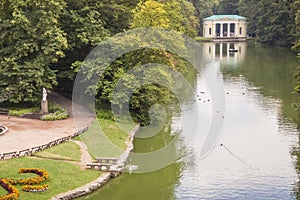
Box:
132 0 198 37
187 0 215 35
131 0 171 29
255 0 295 46
216 0 239 15
0 0 67 103
164 0 199 37
89 0 198 124
239 0 259 37
238 0 296 46
52 0 110 92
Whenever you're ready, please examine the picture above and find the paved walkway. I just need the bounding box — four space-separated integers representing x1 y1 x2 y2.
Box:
0 93 94 154
0 115 76 153
72 140 95 169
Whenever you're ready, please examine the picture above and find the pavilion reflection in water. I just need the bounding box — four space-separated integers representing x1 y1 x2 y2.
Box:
202 42 247 65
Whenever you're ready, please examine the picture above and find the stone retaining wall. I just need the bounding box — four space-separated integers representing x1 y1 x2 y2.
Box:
51 124 140 200
51 173 111 200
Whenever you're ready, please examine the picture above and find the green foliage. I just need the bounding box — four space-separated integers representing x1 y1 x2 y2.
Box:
40 110 68 121
256 0 295 46
292 1 300 52
202 0 300 47
294 54 300 110
40 106 68 121
1 0 299 105
96 108 113 120
188 0 215 35
132 0 170 29
0 0 68 103
132 0 198 37
52 0 110 92
5 101 68 120
94 43 188 124
238 0 296 46
8 107 39 116
101 0 195 123
216 0 239 15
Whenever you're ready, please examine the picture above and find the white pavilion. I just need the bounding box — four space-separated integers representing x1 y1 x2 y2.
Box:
203 15 247 40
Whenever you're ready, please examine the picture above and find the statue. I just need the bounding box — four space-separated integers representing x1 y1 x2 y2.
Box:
42 88 47 101
41 88 48 113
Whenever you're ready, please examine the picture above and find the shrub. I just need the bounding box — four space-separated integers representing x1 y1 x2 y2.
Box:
8 108 39 116
41 102 69 121
41 109 69 121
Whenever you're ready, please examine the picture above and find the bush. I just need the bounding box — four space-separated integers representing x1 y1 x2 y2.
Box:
6 101 68 121
8 108 39 116
41 102 69 121
96 109 113 120
41 109 69 121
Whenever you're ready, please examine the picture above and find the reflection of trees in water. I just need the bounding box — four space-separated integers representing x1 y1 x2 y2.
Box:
220 44 300 198
80 161 183 200
79 114 185 200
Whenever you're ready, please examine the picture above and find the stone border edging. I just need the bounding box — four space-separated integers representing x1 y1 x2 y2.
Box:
0 126 8 136
51 173 111 200
51 124 140 200
0 127 88 160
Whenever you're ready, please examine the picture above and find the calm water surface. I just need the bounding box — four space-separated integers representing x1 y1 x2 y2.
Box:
79 42 300 200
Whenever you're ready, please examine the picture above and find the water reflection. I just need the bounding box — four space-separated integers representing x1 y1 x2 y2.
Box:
202 42 247 65
78 43 300 199
176 43 299 199
177 74 298 199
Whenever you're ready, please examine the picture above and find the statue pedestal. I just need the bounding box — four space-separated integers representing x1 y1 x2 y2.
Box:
41 100 48 114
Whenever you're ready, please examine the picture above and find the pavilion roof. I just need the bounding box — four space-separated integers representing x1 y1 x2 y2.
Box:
203 15 247 21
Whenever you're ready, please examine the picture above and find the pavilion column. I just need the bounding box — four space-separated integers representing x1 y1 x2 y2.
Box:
213 23 216 37
220 23 223 37
227 23 230 37
235 23 239 37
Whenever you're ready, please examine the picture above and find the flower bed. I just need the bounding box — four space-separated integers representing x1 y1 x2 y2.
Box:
18 168 49 185
22 185 48 193
0 168 49 199
0 179 19 200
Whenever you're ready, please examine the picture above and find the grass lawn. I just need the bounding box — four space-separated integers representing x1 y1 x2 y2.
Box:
0 140 100 199
0 157 100 200
194 36 213 42
79 119 131 158
0 114 135 199
34 141 81 162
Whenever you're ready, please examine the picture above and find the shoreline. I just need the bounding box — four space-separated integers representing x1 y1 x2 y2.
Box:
51 124 140 200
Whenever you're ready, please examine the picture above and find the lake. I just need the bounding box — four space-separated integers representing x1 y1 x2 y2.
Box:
78 42 300 200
